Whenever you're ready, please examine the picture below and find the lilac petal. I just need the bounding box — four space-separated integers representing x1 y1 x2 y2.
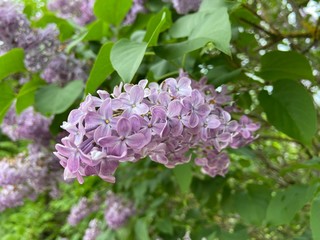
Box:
99 99 113 119
130 85 144 103
94 125 111 142
218 133 231 142
56 144 72 156
111 99 123 109
201 128 208 140
68 109 84 124
129 115 141 132
242 129 251 139
152 122 166 136
110 141 127 157
98 136 119 148
117 118 132 137
228 120 239 131
171 120 183 136
189 112 199 128
177 77 192 96
67 154 80 173
197 104 210 117
134 103 149 115
191 90 203 105
126 133 147 149
207 116 221 129
168 100 182 117
195 157 207 166
247 123 260 131
151 107 166 120
85 112 103 131
84 165 98 176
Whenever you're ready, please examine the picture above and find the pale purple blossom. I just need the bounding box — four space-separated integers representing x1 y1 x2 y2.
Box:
55 72 259 183
124 0 146 25
83 219 101 240
104 192 135 229
48 0 95 26
171 0 202 14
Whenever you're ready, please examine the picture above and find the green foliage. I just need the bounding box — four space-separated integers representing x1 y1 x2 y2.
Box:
266 184 316 226
0 82 15 123
35 80 84 115
258 51 314 81
110 39 147 83
173 162 193 194
93 0 132 26
0 48 25 81
85 42 114 94
259 79 317 145
310 194 320 240
16 77 45 114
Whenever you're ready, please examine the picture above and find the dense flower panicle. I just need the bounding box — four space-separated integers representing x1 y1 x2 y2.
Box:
0 2 32 48
0 147 63 212
67 195 102 226
124 0 146 25
104 192 135 229
170 0 202 14
48 0 95 26
54 73 259 183
24 24 59 72
1 104 52 144
83 219 101 240
67 197 91 226
41 53 87 85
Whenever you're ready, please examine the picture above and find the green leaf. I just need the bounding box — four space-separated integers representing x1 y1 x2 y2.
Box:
16 78 45 114
94 0 132 26
35 80 84 115
83 20 109 41
281 157 320 174
154 38 209 60
85 42 114 94
258 79 317 145
170 6 231 55
144 8 172 46
0 48 25 80
266 184 316 226
110 39 147 83
258 51 314 81
0 82 15 123
134 219 150 240
310 194 320 240
173 162 193 194
234 184 271 225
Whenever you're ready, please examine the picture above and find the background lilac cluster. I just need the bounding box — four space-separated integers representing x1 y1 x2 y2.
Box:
0 146 62 212
0 2 86 86
54 74 259 184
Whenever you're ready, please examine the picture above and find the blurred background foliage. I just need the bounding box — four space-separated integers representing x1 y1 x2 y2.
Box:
0 0 319 239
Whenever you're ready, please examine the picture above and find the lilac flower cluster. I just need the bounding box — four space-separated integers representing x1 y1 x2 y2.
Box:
83 219 101 240
104 192 135 229
0 2 87 85
0 148 62 212
47 0 95 26
163 0 202 14
55 73 259 183
67 195 101 226
1 104 52 145
124 0 146 25
41 53 87 86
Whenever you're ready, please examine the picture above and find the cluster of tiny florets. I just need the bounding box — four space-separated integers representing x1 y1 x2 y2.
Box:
47 0 95 26
54 74 259 184
0 147 62 212
0 2 87 85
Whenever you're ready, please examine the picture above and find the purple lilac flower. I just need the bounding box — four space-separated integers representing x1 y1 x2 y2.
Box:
67 197 91 226
41 53 87 85
48 0 95 26
55 72 259 183
170 0 202 14
124 0 146 25
0 2 32 49
83 219 101 240
0 147 63 212
104 192 135 229
24 24 59 72
1 104 52 145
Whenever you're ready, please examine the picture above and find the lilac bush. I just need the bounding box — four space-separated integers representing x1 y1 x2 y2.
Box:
0 148 62 212
83 219 101 240
1 104 52 145
54 73 259 184
47 0 95 26
104 192 135 229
